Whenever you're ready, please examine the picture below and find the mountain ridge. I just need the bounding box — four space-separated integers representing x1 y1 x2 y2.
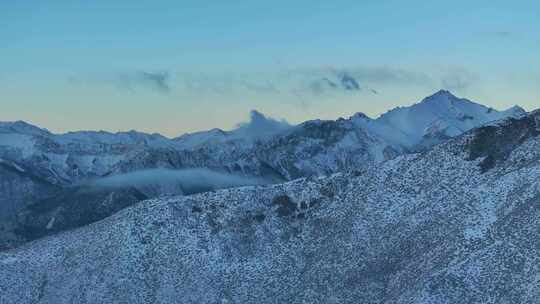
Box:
1 108 539 303
0 90 526 140
0 90 529 250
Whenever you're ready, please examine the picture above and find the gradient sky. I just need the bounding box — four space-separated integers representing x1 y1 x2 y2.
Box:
1 0 539 137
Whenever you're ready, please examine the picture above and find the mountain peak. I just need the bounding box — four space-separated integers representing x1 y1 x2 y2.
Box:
350 112 372 121
421 90 459 103
505 105 526 114
0 120 50 136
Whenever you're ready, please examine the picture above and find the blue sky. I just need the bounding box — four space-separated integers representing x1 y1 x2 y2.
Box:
1 1 539 136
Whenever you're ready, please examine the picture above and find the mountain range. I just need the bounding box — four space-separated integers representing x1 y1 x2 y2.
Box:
0 90 526 250
0 98 539 303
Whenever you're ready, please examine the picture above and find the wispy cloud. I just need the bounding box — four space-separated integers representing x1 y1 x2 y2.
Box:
493 31 513 38
307 72 362 95
69 65 477 100
283 65 432 96
440 67 477 92
89 168 268 195
68 70 173 95
234 110 292 139
344 66 431 86
118 71 171 94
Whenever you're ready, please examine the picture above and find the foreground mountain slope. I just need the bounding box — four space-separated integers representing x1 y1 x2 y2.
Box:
1 110 538 303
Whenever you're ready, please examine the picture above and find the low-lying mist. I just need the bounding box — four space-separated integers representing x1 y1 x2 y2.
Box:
87 168 269 195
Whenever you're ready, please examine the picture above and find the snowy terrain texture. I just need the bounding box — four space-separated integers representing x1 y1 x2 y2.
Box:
0 91 525 250
0 95 538 302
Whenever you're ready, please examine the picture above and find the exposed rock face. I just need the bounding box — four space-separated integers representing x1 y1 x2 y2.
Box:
466 109 540 172
0 183 147 250
0 161 59 221
13 187 147 242
1 110 539 303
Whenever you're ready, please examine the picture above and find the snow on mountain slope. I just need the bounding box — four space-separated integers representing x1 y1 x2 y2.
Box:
0 91 523 184
55 130 174 148
0 121 50 137
0 133 36 158
0 91 526 245
354 90 526 149
174 110 292 148
174 128 229 148
1 109 539 303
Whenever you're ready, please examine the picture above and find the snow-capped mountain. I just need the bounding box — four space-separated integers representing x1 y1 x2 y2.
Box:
0 91 526 249
351 90 526 149
1 109 539 303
